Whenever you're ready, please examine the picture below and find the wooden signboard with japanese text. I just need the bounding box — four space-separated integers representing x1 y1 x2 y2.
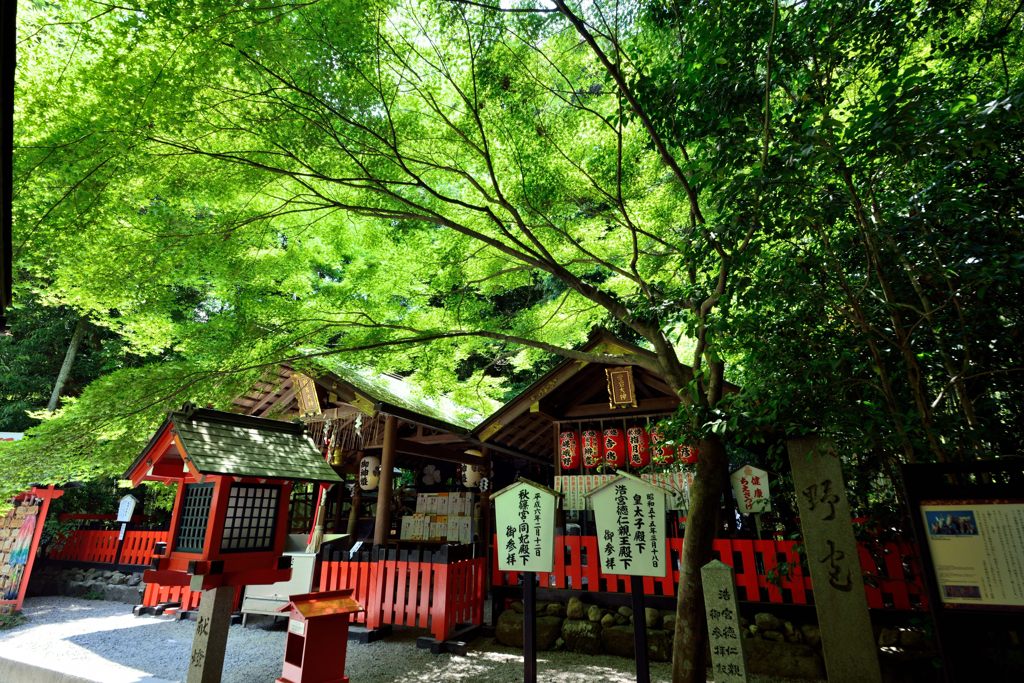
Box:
493 479 558 574
788 438 882 683
730 465 771 515
587 472 668 578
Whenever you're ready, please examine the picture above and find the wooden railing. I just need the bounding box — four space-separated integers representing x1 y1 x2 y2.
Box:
493 536 928 611
319 544 487 642
48 529 169 567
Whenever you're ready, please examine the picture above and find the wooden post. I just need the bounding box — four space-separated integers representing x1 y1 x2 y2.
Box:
788 437 882 683
373 415 398 547
346 483 361 538
523 571 537 683
4 486 63 614
113 522 129 570
479 450 492 550
631 574 651 683
186 584 236 683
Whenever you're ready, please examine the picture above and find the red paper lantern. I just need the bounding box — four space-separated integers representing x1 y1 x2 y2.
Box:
649 427 675 465
678 444 700 465
559 430 581 470
582 429 601 469
626 426 650 467
603 428 627 468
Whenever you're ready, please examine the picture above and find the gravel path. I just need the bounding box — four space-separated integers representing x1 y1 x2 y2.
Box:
1 597 675 682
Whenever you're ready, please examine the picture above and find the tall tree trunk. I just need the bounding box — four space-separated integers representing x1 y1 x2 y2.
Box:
671 434 728 683
46 317 86 412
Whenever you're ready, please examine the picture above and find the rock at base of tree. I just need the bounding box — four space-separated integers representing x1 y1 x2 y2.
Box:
496 609 524 647
509 600 524 613
566 597 585 620
599 625 673 662
647 628 672 662
878 627 900 647
617 605 633 619
754 611 783 631
763 630 785 642
545 602 565 618
745 637 826 680
601 613 617 628
587 605 603 622
645 607 661 629
800 624 821 648
561 619 602 654
899 628 931 651
535 616 564 650
601 625 636 658
104 584 140 603
495 610 563 650
662 614 675 633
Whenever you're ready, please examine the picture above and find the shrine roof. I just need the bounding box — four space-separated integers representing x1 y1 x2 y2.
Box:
125 406 342 484
313 358 489 431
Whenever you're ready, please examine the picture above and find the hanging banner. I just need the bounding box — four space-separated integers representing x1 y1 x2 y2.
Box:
730 465 771 515
587 471 669 577
493 479 559 573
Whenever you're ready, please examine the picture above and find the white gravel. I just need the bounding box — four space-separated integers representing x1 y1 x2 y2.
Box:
1 597 675 682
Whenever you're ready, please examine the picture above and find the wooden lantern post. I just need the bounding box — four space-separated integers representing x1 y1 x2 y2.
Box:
124 406 342 683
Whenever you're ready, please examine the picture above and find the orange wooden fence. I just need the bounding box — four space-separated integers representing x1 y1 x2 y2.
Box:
319 544 487 642
493 536 928 611
140 582 243 612
48 529 169 566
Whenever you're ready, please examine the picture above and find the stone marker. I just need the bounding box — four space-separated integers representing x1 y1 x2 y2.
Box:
701 560 748 683
788 437 882 683
187 585 235 683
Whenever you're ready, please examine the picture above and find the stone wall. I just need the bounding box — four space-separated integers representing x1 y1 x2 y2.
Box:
494 596 936 681
28 565 144 604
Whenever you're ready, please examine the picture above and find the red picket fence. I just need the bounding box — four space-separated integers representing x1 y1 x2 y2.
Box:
140 582 244 612
48 530 120 564
319 544 487 642
142 582 203 611
48 529 169 567
493 536 928 611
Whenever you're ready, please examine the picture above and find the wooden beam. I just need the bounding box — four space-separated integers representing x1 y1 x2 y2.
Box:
477 359 588 441
247 379 294 416
561 396 679 418
404 433 466 445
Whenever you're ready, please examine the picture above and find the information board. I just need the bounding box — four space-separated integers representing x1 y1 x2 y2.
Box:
920 501 1024 609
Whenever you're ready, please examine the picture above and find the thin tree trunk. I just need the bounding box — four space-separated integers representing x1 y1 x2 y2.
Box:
671 434 728 683
46 317 86 412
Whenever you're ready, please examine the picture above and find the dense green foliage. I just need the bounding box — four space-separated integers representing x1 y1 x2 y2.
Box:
6 2 1022 678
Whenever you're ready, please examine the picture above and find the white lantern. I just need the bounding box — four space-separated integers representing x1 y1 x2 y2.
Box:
461 462 487 488
359 455 381 491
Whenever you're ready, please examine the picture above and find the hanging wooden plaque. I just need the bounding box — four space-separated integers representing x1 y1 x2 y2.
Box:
605 366 638 409
293 373 321 417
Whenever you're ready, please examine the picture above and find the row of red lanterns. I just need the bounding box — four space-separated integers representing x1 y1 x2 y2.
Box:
559 426 698 470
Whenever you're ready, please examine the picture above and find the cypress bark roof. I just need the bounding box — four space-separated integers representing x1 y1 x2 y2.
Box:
125 406 342 483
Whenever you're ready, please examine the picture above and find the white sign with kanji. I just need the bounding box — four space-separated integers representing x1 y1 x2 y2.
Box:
116 494 139 523
493 479 558 573
730 465 771 515
587 471 668 578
